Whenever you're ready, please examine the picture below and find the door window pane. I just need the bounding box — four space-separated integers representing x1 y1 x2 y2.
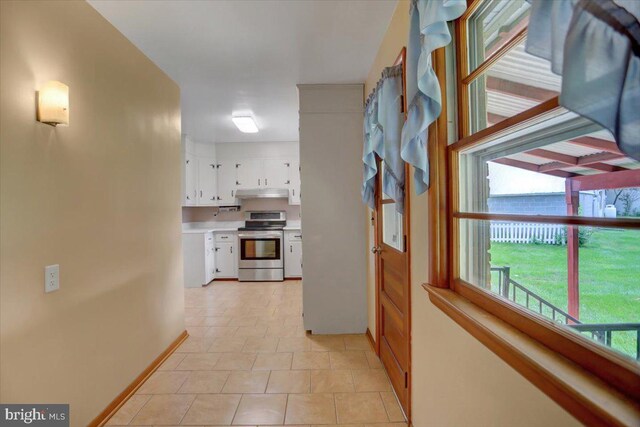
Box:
459 218 640 362
382 203 404 251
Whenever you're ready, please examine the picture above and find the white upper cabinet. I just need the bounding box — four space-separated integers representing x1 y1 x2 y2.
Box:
197 157 217 206
183 140 300 206
216 161 238 205
182 137 219 207
236 158 293 189
288 159 301 205
184 152 197 206
236 159 264 189
264 158 291 188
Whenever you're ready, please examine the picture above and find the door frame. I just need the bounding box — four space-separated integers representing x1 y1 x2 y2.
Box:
373 47 412 422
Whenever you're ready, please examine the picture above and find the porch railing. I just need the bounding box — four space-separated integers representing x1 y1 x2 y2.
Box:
490 267 579 324
491 266 640 360
570 323 640 360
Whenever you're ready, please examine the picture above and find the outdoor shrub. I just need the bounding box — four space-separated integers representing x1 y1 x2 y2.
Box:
554 226 594 247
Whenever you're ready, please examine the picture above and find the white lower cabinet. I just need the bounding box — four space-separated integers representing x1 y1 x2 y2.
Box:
284 230 302 278
215 232 237 278
183 232 215 287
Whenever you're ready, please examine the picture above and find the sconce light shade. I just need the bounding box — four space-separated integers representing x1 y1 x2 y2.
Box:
38 81 69 126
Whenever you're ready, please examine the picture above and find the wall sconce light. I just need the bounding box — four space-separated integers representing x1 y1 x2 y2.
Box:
37 81 69 126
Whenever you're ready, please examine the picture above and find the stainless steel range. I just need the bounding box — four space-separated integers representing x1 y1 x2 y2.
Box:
238 211 285 282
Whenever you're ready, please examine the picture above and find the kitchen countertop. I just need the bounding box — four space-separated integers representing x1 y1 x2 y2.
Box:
182 220 301 234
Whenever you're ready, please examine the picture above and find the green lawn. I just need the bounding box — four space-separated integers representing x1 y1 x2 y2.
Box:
490 228 640 360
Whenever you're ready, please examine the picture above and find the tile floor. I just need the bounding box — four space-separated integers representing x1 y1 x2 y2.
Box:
107 280 407 427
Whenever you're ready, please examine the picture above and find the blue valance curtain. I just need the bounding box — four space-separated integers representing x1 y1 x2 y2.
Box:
525 0 640 160
400 0 466 194
362 64 404 212
362 0 465 210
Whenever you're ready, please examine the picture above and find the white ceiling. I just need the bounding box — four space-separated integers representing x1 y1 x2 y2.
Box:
88 0 396 143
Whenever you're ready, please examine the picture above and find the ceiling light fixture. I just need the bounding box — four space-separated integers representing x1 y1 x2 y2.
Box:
232 115 259 133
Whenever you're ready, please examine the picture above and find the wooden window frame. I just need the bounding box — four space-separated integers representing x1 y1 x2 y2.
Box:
424 1 640 425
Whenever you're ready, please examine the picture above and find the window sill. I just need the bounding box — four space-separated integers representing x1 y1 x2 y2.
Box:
423 284 640 427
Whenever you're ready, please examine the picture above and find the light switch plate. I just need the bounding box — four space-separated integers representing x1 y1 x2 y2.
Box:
45 264 59 293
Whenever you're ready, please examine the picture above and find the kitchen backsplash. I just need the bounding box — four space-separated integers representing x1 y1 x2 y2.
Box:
182 199 301 223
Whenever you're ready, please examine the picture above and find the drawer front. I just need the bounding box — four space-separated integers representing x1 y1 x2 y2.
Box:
215 232 236 243
286 231 302 241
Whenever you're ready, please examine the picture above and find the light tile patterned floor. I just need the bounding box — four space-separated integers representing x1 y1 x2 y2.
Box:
107 280 407 427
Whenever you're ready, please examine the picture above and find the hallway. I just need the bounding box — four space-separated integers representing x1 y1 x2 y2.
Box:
106 281 407 426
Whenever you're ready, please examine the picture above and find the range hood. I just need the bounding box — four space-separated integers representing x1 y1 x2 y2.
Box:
235 188 289 199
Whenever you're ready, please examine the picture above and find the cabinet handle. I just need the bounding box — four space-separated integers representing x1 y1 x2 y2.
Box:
215 247 219 252
186 195 190 200
265 178 268 186
290 245 292 253
200 190 203 197
292 189 295 196
217 196 221 200
221 236 228 239
236 180 240 185
286 180 290 184
231 190 234 197
294 235 302 239
210 196 215 200
230 246 233 254
258 179 261 186
216 268 220 272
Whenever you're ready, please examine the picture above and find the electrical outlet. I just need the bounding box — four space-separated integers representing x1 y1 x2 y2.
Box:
45 264 59 293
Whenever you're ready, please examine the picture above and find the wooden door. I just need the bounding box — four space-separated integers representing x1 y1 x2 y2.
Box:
374 164 410 418
373 47 410 419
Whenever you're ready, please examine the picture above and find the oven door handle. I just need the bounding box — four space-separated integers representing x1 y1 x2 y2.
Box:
238 233 283 239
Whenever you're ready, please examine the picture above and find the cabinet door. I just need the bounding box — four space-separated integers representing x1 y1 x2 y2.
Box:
289 159 301 205
198 157 217 205
236 159 263 189
215 242 237 278
205 233 215 283
217 161 238 205
264 158 290 188
285 240 303 278
184 153 197 206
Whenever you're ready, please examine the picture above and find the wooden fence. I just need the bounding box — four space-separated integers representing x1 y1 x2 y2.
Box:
490 221 565 244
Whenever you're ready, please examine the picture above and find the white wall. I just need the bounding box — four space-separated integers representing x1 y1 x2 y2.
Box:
298 84 367 334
